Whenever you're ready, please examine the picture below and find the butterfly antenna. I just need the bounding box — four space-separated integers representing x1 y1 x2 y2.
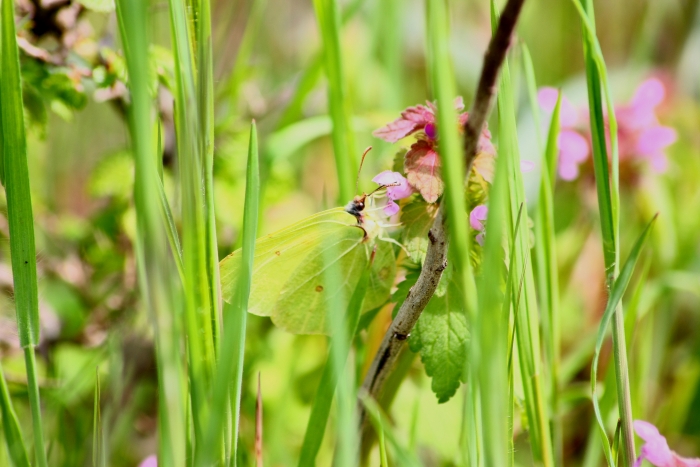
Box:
355 146 373 194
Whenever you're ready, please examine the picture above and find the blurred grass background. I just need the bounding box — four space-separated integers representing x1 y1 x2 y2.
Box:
1 0 700 465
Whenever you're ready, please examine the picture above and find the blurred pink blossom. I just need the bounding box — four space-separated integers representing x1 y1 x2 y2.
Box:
633 420 700 467
138 455 157 467
537 78 677 181
537 88 590 181
469 205 488 246
372 170 414 216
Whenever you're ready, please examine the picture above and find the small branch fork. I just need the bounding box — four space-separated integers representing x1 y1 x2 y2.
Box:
358 0 527 435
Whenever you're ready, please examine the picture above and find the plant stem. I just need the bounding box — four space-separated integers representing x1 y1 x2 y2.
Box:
23 347 48 467
358 0 527 439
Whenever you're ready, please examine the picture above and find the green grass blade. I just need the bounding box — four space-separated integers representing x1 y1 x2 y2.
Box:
168 0 217 450
359 394 422 467
1 1 48 465
311 0 357 202
115 1 188 465
534 90 563 465
297 256 370 466
590 215 657 467
493 4 553 461
571 0 635 462
201 121 260 467
0 362 30 467
92 367 103 467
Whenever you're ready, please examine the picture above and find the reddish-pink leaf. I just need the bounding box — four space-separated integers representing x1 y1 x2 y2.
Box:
373 104 435 143
405 140 443 203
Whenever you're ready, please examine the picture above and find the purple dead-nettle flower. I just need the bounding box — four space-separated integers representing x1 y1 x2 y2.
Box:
372 170 414 216
138 455 157 467
633 420 700 467
538 87 590 181
470 204 488 246
373 97 496 203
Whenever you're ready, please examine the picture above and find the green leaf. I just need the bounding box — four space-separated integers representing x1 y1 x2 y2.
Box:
400 198 438 264
409 263 468 403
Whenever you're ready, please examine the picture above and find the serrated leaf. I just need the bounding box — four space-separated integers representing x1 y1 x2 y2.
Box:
400 199 438 264
409 265 468 403
392 148 407 173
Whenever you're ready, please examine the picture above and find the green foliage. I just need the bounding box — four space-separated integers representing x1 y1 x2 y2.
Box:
400 198 438 265
409 263 468 403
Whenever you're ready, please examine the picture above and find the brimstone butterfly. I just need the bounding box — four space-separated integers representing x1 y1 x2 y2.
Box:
219 186 400 335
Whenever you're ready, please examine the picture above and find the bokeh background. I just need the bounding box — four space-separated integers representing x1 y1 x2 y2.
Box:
1 0 700 465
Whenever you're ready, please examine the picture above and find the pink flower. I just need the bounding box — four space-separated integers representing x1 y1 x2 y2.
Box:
615 78 677 172
372 170 414 216
633 420 700 467
374 97 496 203
538 88 590 181
138 455 157 467
469 205 488 246
538 77 677 181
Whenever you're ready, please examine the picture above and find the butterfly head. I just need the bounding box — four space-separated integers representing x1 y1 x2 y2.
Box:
344 194 367 220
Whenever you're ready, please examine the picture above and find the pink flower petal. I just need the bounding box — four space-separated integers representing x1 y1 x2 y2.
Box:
383 199 400 216
454 96 465 111
520 160 535 173
559 130 589 163
475 233 485 246
631 78 665 111
537 87 579 128
372 171 414 200
649 153 669 173
633 420 700 467
558 161 580 181
139 455 158 467
469 205 488 231
636 126 677 156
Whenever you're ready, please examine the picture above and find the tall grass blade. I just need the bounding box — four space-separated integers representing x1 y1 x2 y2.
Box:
311 0 357 202
0 362 30 467
493 3 553 462
115 1 188 465
359 394 422 467
92 368 103 467
255 373 263 467
168 0 217 451
297 256 370 466
533 89 563 464
571 0 635 462
1 1 48 465
201 121 260 467
591 216 657 467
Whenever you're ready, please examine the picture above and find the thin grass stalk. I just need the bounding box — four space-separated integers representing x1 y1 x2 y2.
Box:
572 0 634 463
0 361 30 467
297 249 369 466
0 1 48 465
168 0 217 450
311 0 357 202
194 0 221 350
115 1 188 465
534 91 563 465
200 121 259 467
492 4 553 460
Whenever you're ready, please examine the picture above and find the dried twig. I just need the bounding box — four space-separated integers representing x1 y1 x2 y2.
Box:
358 0 527 437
